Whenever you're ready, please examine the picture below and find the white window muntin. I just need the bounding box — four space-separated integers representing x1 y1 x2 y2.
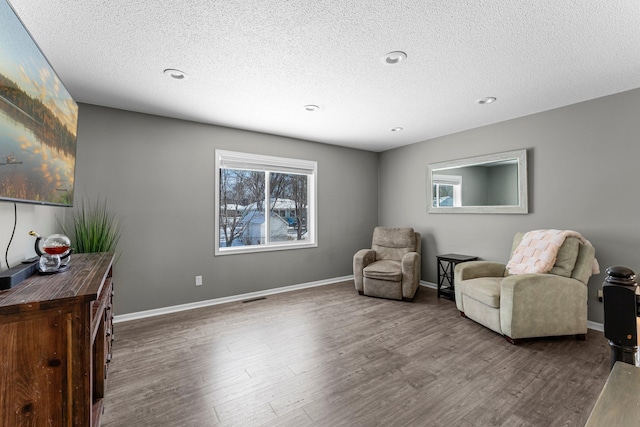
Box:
433 174 462 207
215 150 317 255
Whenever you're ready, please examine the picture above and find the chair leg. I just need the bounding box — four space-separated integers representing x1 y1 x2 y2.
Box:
575 334 586 341
504 336 523 345
459 311 466 318
358 291 364 295
402 296 414 302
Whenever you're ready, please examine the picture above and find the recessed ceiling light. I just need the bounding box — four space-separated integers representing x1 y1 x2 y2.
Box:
476 97 497 105
303 105 320 111
383 51 407 65
390 127 403 132
164 69 187 80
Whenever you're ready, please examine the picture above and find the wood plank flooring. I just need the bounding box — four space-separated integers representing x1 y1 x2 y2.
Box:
102 282 611 427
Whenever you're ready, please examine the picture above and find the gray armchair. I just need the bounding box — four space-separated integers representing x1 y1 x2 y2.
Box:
455 232 596 344
353 227 421 301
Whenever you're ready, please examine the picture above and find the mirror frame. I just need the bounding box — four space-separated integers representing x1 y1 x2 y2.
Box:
427 149 528 214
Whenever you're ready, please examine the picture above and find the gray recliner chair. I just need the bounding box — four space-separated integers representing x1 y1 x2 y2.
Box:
455 232 596 344
353 227 421 301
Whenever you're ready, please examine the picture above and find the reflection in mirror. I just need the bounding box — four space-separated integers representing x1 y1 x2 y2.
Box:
427 149 528 214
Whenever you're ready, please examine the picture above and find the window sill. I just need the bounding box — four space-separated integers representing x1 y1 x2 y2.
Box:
215 241 318 256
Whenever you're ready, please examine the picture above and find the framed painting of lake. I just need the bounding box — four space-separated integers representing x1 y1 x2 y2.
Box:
0 0 78 206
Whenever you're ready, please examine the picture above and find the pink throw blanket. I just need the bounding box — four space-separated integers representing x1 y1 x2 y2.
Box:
506 229 600 275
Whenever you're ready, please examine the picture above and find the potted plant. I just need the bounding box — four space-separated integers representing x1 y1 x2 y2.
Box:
63 196 122 254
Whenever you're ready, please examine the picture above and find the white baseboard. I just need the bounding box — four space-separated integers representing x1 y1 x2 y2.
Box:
115 276 606 333
587 321 604 332
114 275 353 323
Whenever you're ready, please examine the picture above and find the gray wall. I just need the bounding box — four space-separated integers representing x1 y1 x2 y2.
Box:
379 88 640 324
73 104 379 315
15 87 640 323
487 164 518 206
460 166 489 206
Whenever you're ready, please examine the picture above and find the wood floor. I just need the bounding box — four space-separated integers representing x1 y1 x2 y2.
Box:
102 282 611 427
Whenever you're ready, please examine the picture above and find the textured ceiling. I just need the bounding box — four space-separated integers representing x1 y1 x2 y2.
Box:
7 0 640 152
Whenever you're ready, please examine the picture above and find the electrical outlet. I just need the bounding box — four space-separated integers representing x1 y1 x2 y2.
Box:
195 275 203 286
597 289 603 302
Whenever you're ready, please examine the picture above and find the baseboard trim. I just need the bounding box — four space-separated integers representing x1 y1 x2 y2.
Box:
114 275 353 323
115 276 607 333
587 321 604 332
421 281 436 289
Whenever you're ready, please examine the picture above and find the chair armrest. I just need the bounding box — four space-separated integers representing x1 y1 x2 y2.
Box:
455 261 505 312
455 261 506 283
500 274 588 339
401 252 421 298
353 249 376 291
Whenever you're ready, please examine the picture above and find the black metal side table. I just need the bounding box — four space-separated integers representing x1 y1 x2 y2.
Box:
437 253 478 300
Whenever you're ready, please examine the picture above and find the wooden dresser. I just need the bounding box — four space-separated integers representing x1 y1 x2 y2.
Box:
0 252 115 426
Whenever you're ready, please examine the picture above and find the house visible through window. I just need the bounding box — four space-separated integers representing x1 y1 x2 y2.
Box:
215 150 317 255
432 174 462 207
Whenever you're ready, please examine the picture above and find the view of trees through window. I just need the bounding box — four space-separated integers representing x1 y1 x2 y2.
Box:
433 183 454 207
216 150 316 254
219 169 309 249
432 174 462 207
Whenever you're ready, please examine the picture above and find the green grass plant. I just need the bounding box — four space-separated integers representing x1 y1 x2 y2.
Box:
64 196 121 254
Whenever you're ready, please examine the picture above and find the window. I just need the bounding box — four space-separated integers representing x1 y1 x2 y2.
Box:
432 174 462 207
215 150 317 255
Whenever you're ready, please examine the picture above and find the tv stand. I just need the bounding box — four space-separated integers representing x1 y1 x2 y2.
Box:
0 252 115 426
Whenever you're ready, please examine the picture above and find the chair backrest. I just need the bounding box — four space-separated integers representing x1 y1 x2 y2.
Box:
510 232 595 284
372 227 420 261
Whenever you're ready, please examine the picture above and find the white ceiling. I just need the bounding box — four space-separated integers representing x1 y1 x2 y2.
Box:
7 0 640 152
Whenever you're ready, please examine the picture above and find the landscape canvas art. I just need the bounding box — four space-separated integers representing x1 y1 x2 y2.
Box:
0 0 78 206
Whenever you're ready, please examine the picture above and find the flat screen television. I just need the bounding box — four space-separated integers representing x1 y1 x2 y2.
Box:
0 0 78 207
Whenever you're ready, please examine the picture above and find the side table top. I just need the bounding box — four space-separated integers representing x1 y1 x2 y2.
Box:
437 253 478 262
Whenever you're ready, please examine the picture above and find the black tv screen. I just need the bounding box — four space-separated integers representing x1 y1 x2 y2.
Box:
0 0 78 206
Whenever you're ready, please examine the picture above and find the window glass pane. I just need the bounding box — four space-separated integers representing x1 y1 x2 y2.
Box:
269 173 308 243
432 174 462 207
215 150 317 255
432 184 437 207
219 168 265 248
438 184 454 206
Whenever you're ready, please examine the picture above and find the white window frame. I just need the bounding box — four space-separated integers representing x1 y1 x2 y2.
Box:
215 150 317 256
432 174 462 207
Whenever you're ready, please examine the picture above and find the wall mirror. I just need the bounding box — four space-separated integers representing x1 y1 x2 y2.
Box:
427 149 528 214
